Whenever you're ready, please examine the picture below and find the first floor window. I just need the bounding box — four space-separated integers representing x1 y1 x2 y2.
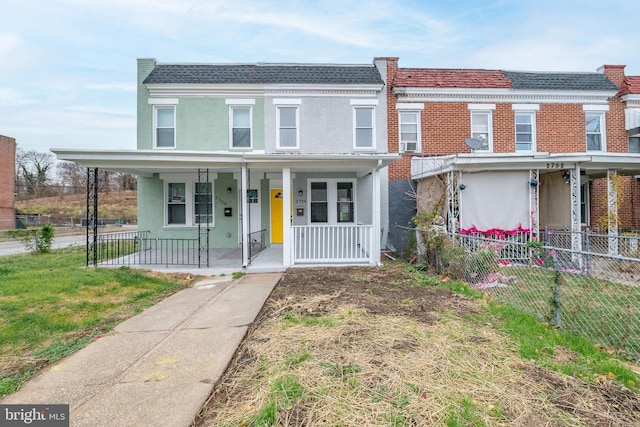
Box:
515 112 535 151
471 111 491 151
309 180 356 224
354 107 374 149
580 182 589 225
167 183 186 224
336 182 354 223
310 182 328 223
586 113 604 151
155 106 175 148
194 182 213 224
165 179 214 226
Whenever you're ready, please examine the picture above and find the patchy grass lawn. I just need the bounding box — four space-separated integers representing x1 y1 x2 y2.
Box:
0 247 199 396
196 262 640 427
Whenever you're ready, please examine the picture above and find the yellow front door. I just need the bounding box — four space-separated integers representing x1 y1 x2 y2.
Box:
270 189 283 244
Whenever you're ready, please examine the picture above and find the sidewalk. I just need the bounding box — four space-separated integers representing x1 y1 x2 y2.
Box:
1 272 282 427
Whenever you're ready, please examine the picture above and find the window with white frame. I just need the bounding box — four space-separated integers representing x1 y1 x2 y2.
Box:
399 111 420 152
194 182 213 224
164 178 214 227
154 106 176 148
585 112 606 151
515 112 536 152
231 106 251 148
309 179 356 224
580 182 589 225
277 106 298 149
354 107 374 148
468 105 494 151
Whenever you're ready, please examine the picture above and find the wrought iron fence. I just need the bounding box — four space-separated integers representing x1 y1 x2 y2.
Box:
248 229 267 263
95 231 201 266
15 215 135 229
391 225 640 360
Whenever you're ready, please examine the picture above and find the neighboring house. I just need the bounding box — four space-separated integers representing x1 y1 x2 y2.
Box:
0 135 16 231
382 58 640 255
54 59 398 268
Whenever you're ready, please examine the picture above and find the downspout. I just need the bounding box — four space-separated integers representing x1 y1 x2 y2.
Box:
241 154 249 268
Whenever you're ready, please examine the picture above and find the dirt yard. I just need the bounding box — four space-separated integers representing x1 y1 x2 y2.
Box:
196 263 640 426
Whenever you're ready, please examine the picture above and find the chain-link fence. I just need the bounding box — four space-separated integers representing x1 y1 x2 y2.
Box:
14 215 135 229
389 225 640 360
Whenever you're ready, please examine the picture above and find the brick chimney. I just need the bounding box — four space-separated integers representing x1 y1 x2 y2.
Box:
598 64 626 88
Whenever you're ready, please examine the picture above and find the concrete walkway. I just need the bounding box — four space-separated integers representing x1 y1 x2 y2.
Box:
1 272 282 427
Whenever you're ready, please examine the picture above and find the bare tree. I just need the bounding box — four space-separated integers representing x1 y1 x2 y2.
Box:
16 149 55 196
57 161 88 194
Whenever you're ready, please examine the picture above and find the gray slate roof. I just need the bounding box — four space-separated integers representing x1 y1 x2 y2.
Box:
504 71 619 91
144 64 383 85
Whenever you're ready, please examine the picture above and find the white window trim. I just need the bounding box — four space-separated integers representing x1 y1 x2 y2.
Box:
468 103 496 110
512 104 539 111
161 174 216 227
470 110 493 152
273 98 302 105
148 98 179 105
276 105 299 150
153 105 176 149
586 111 606 152
307 179 357 224
396 103 425 110
514 111 537 152
398 110 421 153
228 105 253 150
353 106 376 150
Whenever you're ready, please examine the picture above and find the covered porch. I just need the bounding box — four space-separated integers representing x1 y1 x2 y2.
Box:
53 149 398 271
411 152 640 256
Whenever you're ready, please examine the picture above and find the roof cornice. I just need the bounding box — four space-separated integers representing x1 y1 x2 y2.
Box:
394 87 616 104
146 83 383 97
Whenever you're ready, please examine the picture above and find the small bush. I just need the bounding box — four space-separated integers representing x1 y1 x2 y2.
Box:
36 225 54 253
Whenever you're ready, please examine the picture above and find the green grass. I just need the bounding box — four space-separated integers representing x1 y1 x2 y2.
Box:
0 247 192 397
409 266 639 392
484 266 640 357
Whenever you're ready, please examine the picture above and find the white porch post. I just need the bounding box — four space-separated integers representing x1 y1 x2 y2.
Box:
282 167 292 267
241 165 249 268
607 169 619 255
372 166 381 264
570 165 582 265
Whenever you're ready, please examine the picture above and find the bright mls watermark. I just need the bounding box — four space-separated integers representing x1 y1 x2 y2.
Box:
1 405 69 426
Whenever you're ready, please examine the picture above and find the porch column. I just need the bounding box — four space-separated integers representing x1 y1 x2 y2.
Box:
241 165 249 267
528 169 539 239
371 166 381 264
569 165 582 265
282 167 292 267
607 169 619 255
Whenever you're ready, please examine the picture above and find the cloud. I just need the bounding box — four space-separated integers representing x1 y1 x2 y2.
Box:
0 88 37 106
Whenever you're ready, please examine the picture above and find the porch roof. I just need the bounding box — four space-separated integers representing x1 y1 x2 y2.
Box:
411 152 640 180
51 148 400 176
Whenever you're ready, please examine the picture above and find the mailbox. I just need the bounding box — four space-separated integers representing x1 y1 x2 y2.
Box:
224 207 232 217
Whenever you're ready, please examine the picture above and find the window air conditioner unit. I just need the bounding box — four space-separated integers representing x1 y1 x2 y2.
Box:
403 142 418 152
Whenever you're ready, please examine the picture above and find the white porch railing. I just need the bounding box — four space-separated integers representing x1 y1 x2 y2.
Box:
292 224 373 263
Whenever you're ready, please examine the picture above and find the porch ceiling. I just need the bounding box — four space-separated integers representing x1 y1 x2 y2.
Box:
51 148 400 176
411 152 640 180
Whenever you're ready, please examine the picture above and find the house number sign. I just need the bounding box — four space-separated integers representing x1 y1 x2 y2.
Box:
546 162 565 169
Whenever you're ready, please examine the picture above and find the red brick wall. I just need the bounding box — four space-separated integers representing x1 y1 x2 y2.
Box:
590 176 640 231
0 135 16 230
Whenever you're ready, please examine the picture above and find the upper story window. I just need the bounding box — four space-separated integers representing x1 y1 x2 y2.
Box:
583 105 608 152
154 106 176 148
227 99 255 149
468 104 495 152
586 113 604 151
512 105 538 152
274 99 301 150
399 111 420 153
351 99 377 150
629 136 640 153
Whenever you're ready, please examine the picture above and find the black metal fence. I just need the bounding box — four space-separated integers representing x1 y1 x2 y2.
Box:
96 231 201 266
248 229 267 263
15 215 135 229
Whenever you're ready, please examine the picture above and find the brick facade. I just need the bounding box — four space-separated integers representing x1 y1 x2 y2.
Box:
0 135 16 230
384 60 640 231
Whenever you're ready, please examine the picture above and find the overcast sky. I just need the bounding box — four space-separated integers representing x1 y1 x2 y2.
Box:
2 0 640 154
